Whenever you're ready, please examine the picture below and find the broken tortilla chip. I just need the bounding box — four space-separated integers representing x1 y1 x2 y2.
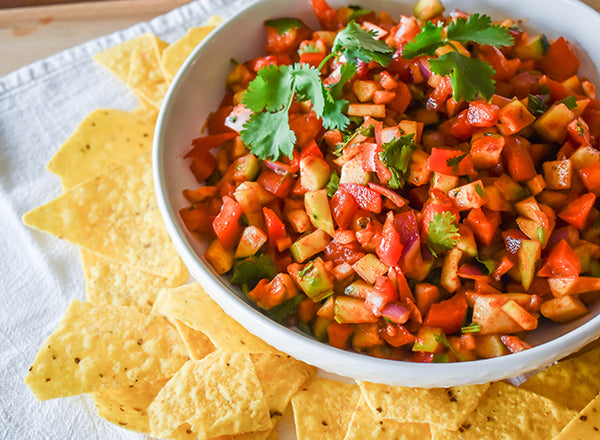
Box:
357 381 490 431
148 352 271 440
24 300 188 400
344 396 431 440
161 22 221 80
291 377 360 440
46 108 155 190
23 151 187 280
92 379 169 433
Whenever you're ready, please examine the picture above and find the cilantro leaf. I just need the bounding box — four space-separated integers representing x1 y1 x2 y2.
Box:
348 5 372 20
447 14 514 47
290 64 326 116
243 64 293 112
433 332 466 361
322 94 350 130
231 254 277 292
426 211 460 257
379 134 415 189
429 52 497 101
241 111 296 160
476 256 496 275
332 20 393 66
403 21 445 58
446 153 467 174
562 96 578 110
298 43 321 56
328 62 358 100
266 295 304 323
403 13 513 101
264 17 306 35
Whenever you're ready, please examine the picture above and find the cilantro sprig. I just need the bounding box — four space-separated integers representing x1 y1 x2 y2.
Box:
403 14 514 101
379 134 416 189
241 20 393 161
426 211 460 257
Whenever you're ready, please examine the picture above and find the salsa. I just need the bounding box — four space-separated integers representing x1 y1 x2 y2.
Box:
180 0 600 362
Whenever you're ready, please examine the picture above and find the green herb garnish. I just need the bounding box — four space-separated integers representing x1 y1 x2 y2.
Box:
326 171 340 197
403 14 514 101
379 134 416 189
264 17 306 34
231 254 277 293
562 96 578 110
461 322 482 333
446 153 467 174
426 212 460 258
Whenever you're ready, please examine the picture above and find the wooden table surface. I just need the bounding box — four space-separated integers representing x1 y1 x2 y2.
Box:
1 0 600 77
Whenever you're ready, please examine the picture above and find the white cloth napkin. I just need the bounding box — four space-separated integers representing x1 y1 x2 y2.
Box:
0 1 258 439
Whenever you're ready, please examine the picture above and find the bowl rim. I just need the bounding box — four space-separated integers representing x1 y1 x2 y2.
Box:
154 0 600 387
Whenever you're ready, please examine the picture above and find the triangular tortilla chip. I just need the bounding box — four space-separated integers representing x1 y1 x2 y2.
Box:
553 392 600 440
291 377 360 440
23 151 187 280
24 300 188 400
46 108 155 190
148 352 271 439
161 22 220 80
81 249 187 313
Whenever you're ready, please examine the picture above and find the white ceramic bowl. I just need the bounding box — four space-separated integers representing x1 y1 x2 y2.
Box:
154 0 600 387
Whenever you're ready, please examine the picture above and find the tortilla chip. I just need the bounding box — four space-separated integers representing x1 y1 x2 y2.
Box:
249 352 317 415
291 377 360 440
127 47 169 110
520 346 600 411
93 33 168 84
154 283 278 353
24 300 188 400
46 108 155 190
148 352 271 439
553 392 600 439
455 382 576 439
429 425 460 440
344 396 431 440
81 249 187 313
161 24 220 80
172 318 216 360
357 381 490 431
92 379 169 433
23 151 187 280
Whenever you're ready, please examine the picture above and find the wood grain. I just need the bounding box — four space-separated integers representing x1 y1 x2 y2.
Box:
0 0 194 76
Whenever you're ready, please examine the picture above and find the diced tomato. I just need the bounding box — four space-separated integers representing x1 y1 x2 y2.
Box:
427 75 453 111
477 45 520 81
184 132 238 159
502 135 537 182
212 196 243 249
300 50 326 67
467 100 500 127
424 292 468 334
558 193 596 229
263 207 286 246
257 170 295 198
446 110 478 141
331 188 359 230
289 111 323 148
207 106 234 134
502 228 529 255
310 0 340 30
179 203 217 234
246 54 290 72
539 37 580 82
367 183 406 209
376 211 403 267
265 23 312 54
323 240 364 266
465 208 501 246
297 297 318 323
387 81 412 114
382 323 416 347
327 323 353 349
189 151 217 183
500 335 532 354
414 283 441 317
579 164 600 195
538 239 581 277
340 183 382 213
427 148 475 176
